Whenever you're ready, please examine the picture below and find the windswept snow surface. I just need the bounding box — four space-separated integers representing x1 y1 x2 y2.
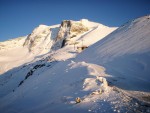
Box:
0 59 146 113
1 17 150 113
77 15 150 98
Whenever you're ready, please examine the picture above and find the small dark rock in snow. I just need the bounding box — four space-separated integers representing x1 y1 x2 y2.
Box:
75 97 81 103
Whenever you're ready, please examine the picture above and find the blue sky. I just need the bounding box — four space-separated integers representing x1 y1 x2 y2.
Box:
0 0 150 41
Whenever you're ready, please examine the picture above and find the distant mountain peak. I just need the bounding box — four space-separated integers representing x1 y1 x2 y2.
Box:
0 19 116 74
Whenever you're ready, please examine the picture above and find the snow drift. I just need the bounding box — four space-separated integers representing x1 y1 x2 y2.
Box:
77 15 150 93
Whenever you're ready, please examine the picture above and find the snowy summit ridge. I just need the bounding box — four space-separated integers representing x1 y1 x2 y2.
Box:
0 19 116 74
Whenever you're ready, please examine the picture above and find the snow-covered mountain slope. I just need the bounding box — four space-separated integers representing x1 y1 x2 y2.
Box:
0 19 116 74
23 24 60 53
1 16 150 113
1 60 145 113
0 36 30 74
77 15 150 94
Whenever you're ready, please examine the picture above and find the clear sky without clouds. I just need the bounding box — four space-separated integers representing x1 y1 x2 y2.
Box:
0 0 150 41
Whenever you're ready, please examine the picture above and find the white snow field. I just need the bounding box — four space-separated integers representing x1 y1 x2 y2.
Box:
0 16 150 113
77 15 150 93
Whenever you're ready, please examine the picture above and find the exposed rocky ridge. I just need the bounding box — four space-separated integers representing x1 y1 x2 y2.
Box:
22 20 90 52
52 20 89 49
57 20 89 40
